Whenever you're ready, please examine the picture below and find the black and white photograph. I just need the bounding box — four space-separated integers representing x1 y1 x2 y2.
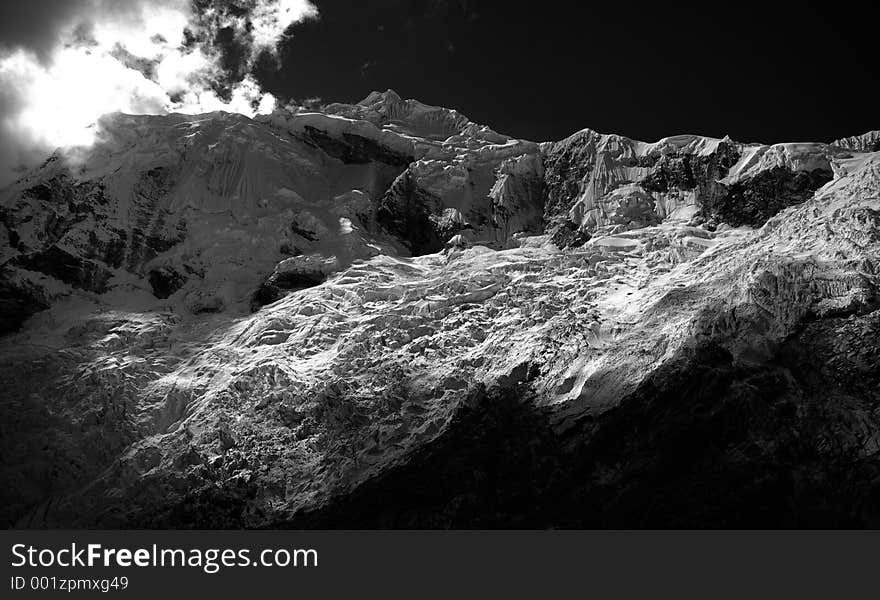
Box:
0 0 878 594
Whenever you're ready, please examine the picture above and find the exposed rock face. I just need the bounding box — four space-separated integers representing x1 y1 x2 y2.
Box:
541 131 837 237
833 130 880 153
705 166 833 227
365 93 542 255
1 92 878 528
0 109 412 332
251 254 336 310
0 275 50 333
547 219 590 249
376 170 447 255
0 166 186 332
297 126 415 167
490 153 546 239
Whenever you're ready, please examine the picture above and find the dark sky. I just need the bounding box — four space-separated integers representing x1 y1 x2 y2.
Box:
257 0 878 144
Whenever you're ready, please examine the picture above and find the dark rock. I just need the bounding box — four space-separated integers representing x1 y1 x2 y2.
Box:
0 272 50 334
640 139 740 197
1 167 186 319
290 220 318 241
705 167 834 228
491 154 546 237
185 291 225 314
148 266 187 299
250 269 326 310
279 242 303 256
831 131 880 153
548 218 590 248
541 130 602 221
299 126 414 167
14 245 113 293
376 171 446 255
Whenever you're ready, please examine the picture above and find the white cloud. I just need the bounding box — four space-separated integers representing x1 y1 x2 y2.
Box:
89 3 191 57
0 0 316 182
2 46 169 149
251 0 319 54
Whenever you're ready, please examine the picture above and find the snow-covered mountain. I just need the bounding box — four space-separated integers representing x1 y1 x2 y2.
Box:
2 90 878 527
832 130 880 153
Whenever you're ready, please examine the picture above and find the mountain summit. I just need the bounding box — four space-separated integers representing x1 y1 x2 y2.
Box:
1 93 879 527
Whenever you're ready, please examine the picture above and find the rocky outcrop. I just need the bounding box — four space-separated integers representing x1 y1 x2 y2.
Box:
250 254 335 310
0 107 419 330
703 166 833 227
0 271 50 334
297 126 414 167
374 140 542 253
490 154 545 239
547 219 590 248
832 130 880 153
376 170 447 255
148 265 188 299
541 132 839 239
0 170 183 331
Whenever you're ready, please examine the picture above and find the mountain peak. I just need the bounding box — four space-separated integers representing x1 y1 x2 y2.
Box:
357 88 404 106
832 130 880 153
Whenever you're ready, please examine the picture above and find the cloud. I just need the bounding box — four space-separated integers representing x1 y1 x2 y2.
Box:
0 0 317 185
0 1 167 61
